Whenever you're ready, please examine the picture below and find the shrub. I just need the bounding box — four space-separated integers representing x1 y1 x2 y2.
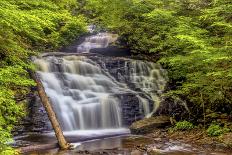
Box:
174 121 194 131
207 124 230 137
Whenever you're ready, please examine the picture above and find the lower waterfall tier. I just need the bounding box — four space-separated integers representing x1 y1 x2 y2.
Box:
33 55 167 131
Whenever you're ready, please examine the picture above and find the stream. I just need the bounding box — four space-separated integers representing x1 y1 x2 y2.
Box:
15 31 231 155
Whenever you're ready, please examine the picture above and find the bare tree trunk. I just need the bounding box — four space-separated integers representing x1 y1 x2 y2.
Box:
31 72 70 150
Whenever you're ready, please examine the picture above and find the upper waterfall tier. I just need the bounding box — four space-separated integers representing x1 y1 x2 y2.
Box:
76 33 118 53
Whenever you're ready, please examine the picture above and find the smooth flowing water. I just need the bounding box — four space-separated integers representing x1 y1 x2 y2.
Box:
35 56 123 131
76 33 118 53
34 55 166 132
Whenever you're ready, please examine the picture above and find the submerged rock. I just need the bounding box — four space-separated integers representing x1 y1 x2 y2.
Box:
130 116 171 134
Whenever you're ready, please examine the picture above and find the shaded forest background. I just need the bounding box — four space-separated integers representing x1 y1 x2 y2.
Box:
0 0 231 154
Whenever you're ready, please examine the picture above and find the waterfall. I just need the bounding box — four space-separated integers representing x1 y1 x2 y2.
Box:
35 56 123 131
128 61 167 117
34 33 167 133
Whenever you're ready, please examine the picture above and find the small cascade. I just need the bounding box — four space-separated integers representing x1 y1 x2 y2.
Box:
136 95 151 116
76 33 118 53
128 61 167 116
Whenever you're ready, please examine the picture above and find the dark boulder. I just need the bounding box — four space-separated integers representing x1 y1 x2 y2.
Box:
130 116 171 134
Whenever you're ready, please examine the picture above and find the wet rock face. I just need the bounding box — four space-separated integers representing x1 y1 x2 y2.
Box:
26 95 52 132
115 93 152 126
28 96 52 132
88 56 129 83
13 94 52 135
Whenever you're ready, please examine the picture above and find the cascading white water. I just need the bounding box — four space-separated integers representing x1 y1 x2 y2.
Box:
35 56 167 131
35 56 123 131
76 33 118 53
128 61 167 117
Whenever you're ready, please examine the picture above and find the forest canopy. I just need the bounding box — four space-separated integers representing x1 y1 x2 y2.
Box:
82 0 232 116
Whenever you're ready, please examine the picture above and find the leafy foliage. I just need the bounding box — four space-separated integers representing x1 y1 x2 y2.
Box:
0 0 87 153
207 124 230 137
174 121 194 131
82 0 232 118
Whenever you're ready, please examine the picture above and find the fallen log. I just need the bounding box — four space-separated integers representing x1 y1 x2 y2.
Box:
30 71 71 150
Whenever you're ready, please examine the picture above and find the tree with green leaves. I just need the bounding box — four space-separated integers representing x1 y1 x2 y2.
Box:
0 0 87 153
82 0 232 120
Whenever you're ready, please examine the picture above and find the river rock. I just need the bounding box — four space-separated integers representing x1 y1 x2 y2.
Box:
154 99 190 121
130 116 171 134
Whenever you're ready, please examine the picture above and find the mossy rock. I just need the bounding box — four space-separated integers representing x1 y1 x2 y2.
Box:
130 116 171 134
